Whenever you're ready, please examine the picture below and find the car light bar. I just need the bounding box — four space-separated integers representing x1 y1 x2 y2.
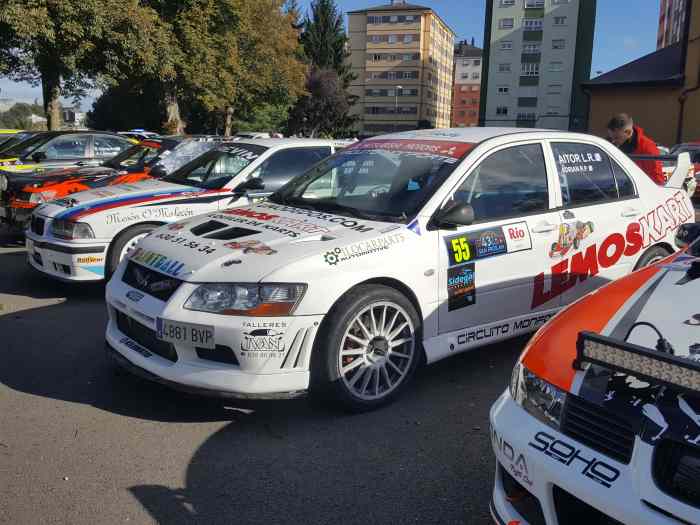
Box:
575 331 700 393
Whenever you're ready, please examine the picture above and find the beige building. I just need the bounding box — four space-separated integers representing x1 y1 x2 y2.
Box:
347 0 455 136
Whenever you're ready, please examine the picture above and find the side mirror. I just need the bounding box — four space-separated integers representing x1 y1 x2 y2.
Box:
149 165 167 178
235 177 265 194
675 223 700 249
31 151 46 162
435 200 475 228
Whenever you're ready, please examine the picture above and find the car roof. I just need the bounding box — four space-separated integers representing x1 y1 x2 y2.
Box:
369 127 593 144
218 137 342 149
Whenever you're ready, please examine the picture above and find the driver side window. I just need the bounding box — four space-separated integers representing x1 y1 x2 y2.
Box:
453 143 549 223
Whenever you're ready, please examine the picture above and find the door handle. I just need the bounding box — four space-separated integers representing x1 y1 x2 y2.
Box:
620 208 640 218
531 222 558 233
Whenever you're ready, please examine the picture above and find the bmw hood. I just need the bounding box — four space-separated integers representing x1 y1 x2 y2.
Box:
576 253 700 448
127 201 396 283
5 166 117 192
33 178 201 219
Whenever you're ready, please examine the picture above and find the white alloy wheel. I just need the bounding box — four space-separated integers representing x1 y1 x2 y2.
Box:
338 301 416 401
119 232 149 262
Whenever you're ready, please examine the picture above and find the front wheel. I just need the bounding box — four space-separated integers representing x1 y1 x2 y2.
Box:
634 245 672 270
107 224 157 278
312 285 421 412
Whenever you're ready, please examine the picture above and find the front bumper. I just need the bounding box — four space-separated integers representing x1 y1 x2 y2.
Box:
489 391 699 525
25 229 108 281
105 263 323 398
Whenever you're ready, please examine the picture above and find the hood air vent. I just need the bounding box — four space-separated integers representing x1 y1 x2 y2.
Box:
204 227 260 240
190 220 229 236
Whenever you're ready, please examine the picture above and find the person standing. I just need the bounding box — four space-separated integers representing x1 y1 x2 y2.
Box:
606 113 665 184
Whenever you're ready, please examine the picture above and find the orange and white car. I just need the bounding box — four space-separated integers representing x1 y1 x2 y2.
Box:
490 223 700 525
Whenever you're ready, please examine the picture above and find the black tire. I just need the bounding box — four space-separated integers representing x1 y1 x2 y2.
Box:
634 245 672 270
107 224 157 279
311 284 422 413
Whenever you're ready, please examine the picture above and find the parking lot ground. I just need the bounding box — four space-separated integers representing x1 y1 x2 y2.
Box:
0 229 523 525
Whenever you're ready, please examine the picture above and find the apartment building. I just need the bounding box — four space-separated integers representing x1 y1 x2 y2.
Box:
452 40 483 127
479 0 596 131
658 0 688 49
347 0 455 136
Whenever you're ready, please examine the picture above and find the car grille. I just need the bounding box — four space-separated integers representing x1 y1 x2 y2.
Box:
553 486 623 524
561 394 635 464
122 261 182 301
30 216 45 236
115 310 178 362
653 440 700 509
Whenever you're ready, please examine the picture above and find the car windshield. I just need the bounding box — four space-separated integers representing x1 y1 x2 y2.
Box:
106 143 163 169
1 133 51 158
269 139 473 222
162 143 267 189
151 139 221 175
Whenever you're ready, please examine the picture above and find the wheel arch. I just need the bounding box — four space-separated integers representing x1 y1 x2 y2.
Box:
633 241 674 270
105 221 167 265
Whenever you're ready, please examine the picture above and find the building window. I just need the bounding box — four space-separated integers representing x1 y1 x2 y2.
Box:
471 98 478 104
553 16 567 25
517 112 537 121
497 86 510 94
388 71 397 79
498 63 511 72
521 62 540 76
500 40 513 50
552 0 570 4
388 35 397 44
459 111 466 117
472 72 480 80
552 39 565 50
523 18 543 30
547 83 563 94
549 61 563 72
499 18 514 29
546 107 560 115
496 106 508 115
461 72 469 79
460 85 468 92
500 0 515 6
390 15 398 22
523 42 541 53
405 15 415 22
525 0 545 6
462 58 469 66
471 85 479 91
403 34 413 44
473 59 481 66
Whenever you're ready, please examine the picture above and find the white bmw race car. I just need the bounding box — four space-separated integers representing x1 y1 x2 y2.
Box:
105 128 694 411
25 139 339 281
490 223 700 525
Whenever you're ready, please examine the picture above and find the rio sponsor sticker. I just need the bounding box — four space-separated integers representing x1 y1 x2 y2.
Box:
447 263 475 311
444 221 531 267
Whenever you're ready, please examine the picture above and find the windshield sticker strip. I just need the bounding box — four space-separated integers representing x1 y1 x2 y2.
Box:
347 139 474 159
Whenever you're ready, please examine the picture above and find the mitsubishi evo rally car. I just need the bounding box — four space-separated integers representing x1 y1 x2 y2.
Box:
26 139 339 280
103 128 695 411
490 224 700 525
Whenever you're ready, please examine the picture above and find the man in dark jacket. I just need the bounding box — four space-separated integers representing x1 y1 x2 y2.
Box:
607 113 665 184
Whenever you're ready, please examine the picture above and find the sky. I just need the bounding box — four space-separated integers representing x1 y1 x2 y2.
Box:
0 0 662 110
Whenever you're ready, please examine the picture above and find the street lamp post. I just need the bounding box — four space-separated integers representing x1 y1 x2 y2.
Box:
395 85 403 131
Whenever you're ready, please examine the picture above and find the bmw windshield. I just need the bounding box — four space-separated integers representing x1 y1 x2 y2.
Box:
269 139 473 222
162 143 267 190
1 132 51 158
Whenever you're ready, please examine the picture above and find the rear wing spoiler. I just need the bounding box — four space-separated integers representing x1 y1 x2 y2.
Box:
630 152 693 189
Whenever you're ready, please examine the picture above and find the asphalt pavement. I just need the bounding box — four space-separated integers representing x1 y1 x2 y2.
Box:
0 228 522 525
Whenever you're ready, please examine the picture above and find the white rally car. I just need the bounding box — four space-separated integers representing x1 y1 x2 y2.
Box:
490 223 700 525
25 139 339 280
104 128 694 411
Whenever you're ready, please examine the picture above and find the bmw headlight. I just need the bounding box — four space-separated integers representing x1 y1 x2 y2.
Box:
511 363 566 430
184 283 306 316
0 173 7 191
50 219 95 239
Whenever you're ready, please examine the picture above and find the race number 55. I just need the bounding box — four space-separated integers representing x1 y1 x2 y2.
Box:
451 237 470 263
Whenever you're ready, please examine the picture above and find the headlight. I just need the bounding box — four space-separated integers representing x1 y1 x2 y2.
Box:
29 190 57 204
0 174 7 191
50 219 95 239
511 363 566 430
184 283 306 316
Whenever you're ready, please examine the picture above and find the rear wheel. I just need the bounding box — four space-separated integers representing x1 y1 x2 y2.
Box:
634 245 672 270
312 285 421 412
107 224 157 278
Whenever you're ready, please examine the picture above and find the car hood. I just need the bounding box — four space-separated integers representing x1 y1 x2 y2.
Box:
127 201 392 283
6 166 117 192
33 178 198 219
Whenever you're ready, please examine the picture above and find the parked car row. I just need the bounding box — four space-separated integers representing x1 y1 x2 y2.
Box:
4 126 699 524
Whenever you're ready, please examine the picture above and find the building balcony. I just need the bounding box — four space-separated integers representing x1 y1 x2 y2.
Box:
523 30 543 42
521 53 541 63
519 76 539 86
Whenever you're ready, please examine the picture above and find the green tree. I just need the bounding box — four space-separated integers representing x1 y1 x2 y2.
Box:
86 79 163 132
0 102 46 129
0 1 169 131
234 103 291 134
299 0 352 85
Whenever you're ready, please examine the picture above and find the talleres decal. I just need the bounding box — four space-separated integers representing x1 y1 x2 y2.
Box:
549 221 594 259
323 232 405 266
224 239 277 256
240 321 288 359
532 192 693 308
129 247 186 277
447 263 475 311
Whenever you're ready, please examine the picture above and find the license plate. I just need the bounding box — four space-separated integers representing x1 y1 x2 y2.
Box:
156 318 215 349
